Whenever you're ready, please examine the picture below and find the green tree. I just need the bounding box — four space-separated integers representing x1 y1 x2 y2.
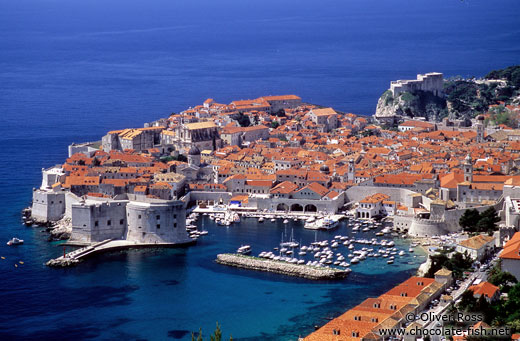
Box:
210 322 222 341
459 290 477 311
460 209 481 232
488 263 518 293
236 113 250 127
477 207 500 234
193 328 202 341
271 121 279 129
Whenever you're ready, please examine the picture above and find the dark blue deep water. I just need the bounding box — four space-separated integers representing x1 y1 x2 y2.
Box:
0 0 519 339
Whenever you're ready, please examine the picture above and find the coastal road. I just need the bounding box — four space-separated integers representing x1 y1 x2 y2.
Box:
417 255 497 341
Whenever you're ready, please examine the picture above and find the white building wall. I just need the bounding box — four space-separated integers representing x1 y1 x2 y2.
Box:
502 259 520 281
70 200 128 243
31 190 66 222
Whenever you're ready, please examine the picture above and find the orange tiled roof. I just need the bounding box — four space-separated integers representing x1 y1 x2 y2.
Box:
500 231 520 260
468 282 499 299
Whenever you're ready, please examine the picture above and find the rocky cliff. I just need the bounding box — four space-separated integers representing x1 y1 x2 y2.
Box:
374 89 446 123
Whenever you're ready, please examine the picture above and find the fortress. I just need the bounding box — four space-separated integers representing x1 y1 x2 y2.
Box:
390 72 444 97
30 167 191 246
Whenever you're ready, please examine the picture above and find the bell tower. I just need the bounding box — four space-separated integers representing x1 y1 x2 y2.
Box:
463 154 473 183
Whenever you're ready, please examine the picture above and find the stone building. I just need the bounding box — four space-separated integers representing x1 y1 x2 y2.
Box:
390 72 443 97
102 127 164 152
500 231 520 281
69 196 190 245
169 121 222 152
260 95 302 113
308 107 338 132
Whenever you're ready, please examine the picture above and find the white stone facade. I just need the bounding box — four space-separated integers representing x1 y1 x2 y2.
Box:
390 72 443 97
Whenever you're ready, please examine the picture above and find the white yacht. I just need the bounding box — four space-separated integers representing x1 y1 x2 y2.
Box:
237 245 252 255
7 238 23 246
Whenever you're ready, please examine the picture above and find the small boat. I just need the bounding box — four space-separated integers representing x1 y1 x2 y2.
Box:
387 260 394 264
283 219 289 224
258 217 264 223
398 250 405 256
237 245 252 254
409 248 414 252
7 238 23 246
199 230 209 235
271 218 276 222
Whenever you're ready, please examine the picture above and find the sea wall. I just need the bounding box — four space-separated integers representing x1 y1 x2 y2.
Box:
345 186 420 208
183 191 233 205
216 254 349 280
249 192 345 214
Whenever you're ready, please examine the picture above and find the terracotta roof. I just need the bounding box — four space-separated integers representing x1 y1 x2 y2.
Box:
500 231 520 260
468 281 499 299
311 107 337 116
435 268 452 276
458 235 494 250
360 193 390 204
185 121 216 130
270 181 299 195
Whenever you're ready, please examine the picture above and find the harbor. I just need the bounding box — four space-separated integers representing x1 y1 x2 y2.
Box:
202 211 425 280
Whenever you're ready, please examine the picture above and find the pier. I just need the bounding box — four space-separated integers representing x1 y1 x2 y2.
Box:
216 253 350 280
46 239 196 267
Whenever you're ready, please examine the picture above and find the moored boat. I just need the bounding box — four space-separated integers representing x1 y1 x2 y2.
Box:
7 238 23 246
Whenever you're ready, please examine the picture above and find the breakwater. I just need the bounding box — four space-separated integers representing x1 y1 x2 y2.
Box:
216 253 349 280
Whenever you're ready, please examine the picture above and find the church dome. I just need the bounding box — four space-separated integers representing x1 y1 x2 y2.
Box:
188 145 201 156
320 164 330 173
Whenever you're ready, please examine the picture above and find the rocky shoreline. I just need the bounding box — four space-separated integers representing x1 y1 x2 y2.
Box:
22 208 72 241
216 253 349 280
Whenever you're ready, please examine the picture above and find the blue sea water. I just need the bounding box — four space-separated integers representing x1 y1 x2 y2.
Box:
0 0 519 339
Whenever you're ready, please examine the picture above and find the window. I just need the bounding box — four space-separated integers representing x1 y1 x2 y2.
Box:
138 226 142 229
157 224 160 229
156 215 160 220
120 219 124 225
138 215 142 219
107 220 111 226
174 223 177 228
94 221 99 227
174 214 177 219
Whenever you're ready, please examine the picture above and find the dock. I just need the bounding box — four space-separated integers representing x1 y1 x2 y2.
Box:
46 239 195 267
215 253 350 280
